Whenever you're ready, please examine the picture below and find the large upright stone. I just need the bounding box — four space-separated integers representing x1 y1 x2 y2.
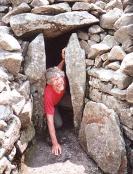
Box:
10 12 99 37
65 33 86 129
79 101 127 174
24 33 46 82
9 0 32 6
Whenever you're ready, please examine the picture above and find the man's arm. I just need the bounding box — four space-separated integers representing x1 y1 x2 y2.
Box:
46 114 62 155
57 48 65 70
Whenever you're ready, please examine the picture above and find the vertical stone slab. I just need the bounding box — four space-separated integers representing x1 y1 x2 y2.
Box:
65 33 86 129
24 33 46 135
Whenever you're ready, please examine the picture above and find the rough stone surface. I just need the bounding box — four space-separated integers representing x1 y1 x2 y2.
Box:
0 51 23 75
31 0 49 7
10 12 99 37
31 3 71 15
65 33 86 129
100 8 123 29
79 101 127 174
126 82 133 103
2 3 31 24
0 32 21 51
108 46 126 61
24 33 46 82
120 52 133 77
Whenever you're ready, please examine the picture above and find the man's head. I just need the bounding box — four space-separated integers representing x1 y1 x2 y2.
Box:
45 67 65 92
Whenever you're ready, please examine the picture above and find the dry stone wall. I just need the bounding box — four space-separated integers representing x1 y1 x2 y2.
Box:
0 0 132 173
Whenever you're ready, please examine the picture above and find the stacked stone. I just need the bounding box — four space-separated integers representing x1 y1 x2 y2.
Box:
0 7 35 173
77 0 133 173
0 0 132 173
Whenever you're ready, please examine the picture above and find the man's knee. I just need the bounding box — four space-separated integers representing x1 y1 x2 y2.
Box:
55 118 63 129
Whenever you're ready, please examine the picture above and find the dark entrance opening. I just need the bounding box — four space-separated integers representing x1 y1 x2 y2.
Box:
45 33 74 129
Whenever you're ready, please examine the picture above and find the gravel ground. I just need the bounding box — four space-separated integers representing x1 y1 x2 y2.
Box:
21 129 102 174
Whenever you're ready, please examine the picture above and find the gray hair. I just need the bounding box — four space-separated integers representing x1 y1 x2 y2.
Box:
45 66 65 84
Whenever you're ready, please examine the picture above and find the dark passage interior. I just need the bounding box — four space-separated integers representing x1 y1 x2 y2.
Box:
45 33 74 129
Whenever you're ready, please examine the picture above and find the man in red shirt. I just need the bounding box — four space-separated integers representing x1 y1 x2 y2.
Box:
44 49 65 156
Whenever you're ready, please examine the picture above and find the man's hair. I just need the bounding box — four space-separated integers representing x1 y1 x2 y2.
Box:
45 66 65 84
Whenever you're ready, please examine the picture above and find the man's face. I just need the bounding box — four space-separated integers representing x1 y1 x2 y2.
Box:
51 76 65 92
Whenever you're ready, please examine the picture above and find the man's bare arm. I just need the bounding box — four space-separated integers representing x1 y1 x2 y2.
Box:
57 48 65 70
46 114 62 155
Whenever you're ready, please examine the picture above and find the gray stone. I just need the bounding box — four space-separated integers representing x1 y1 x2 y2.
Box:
31 3 71 15
80 40 90 55
24 34 46 82
3 115 21 152
9 0 32 6
94 55 103 67
89 77 113 94
87 67 114 82
31 0 49 7
111 88 126 100
79 101 127 174
0 67 13 82
88 43 110 59
0 32 21 51
105 0 123 10
106 61 120 71
111 70 132 89
101 35 119 49
0 0 10 5
0 105 12 121
72 2 105 14
85 59 94 66
18 80 30 100
12 98 26 115
124 5 133 13
0 51 23 75
0 26 11 34
120 52 133 77
108 46 126 61
0 157 15 174
114 13 133 30
8 146 16 161
65 33 86 129
100 8 123 29
0 6 8 13
126 82 133 103
10 12 99 37
95 1 106 10
0 81 6 92
88 24 104 34
100 32 107 41
78 31 89 40
100 52 109 61
0 120 7 130
19 99 33 128
2 3 31 24
90 34 101 43
123 125 133 141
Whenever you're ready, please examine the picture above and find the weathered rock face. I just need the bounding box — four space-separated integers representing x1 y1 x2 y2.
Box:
0 0 133 173
10 11 99 37
65 33 86 129
79 101 127 174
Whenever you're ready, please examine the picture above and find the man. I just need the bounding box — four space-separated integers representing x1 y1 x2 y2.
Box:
44 49 65 156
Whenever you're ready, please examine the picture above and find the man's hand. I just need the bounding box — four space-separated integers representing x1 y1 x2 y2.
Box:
52 143 62 156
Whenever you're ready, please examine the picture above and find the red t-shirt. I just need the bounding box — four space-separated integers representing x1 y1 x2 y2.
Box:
44 84 65 115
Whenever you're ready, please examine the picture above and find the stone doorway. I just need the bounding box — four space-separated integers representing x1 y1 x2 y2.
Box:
44 33 74 131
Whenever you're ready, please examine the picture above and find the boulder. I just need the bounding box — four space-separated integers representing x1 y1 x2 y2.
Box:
65 33 86 129
0 32 21 51
79 101 127 174
120 52 133 76
126 82 133 103
31 3 71 15
2 3 31 24
31 0 49 7
10 11 99 37
0 51 23 75
24 33 46 82
100 8 123 29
